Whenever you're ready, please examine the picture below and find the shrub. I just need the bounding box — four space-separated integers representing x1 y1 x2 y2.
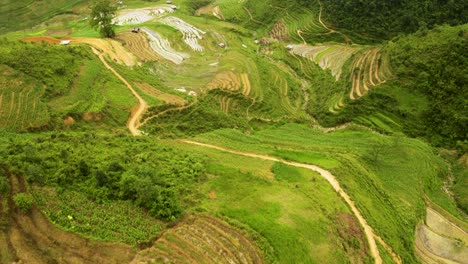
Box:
13 193 34 212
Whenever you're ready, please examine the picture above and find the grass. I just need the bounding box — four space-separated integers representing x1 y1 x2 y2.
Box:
180 146 366 263
0 0 86 34
33 186 161 246
188 123 459 262
48 54 137 125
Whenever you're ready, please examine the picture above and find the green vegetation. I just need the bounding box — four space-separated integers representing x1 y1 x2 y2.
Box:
33 186 160 245
90 0 117 38
13 193 34 212
0 132 206 222
0 0 86 34
321 0 468 39
191 123 460 262
177 141 370 263
386 24 468 147
0 0 465 262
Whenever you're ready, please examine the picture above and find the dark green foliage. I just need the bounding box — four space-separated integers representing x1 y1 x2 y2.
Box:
90 0 117 38
1 133 206 221
185 0 214 14
387 24 468 147
13 193 34 212
0 172 9 195
321 0 468 39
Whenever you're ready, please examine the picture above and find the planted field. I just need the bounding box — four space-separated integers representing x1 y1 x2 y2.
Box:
0 0 84 34
349 48 391 99
48 57 136 123
0 173 136 264
135 82 185 105
132 215 264 264
207 71 251 96
113 5 175 25
196 4 225 20
22 36 137 66
116 32 161 62
415 206 468 263
160 16 206 52
143 27 189 64
270 18 289 41
290 44 362 80
0 66 49 130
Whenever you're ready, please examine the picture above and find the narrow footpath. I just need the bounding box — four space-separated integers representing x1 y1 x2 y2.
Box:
91 48 147 136
182 140 402 264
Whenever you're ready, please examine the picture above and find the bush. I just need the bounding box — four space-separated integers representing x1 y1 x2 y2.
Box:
0 175 9 195
13 193 34 212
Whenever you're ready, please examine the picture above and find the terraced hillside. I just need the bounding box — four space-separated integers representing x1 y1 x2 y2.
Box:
289 44 362 80
349 48 392 99
132 215 264 263
0 0 466 263
0 66 49 131
0 0 85 34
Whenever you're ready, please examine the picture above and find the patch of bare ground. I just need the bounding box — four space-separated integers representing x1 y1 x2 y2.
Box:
69 37 137 66
135 82 185 105
21 36 137 66
334 213 369 262
196 4 225 20
116 32 161 62
207 71 251 97
131 214 263 264
270 19 289 41
0 173 136 264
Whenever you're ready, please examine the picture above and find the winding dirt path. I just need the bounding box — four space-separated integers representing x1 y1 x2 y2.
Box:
181 140 402 264
91 48 147 136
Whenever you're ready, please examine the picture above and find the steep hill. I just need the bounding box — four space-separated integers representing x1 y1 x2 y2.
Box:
0 0 466 263
320 0 468 39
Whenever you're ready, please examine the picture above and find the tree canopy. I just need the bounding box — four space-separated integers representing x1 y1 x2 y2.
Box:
90 0 117 38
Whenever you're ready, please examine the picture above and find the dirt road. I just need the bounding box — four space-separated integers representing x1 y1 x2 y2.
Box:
91 48 147 136
181 140 402 264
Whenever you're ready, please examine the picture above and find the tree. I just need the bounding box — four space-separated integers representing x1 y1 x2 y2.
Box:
90 0 117 38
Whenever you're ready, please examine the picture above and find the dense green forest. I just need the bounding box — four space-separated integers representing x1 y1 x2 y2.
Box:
0 132 206 220
321 0 468 38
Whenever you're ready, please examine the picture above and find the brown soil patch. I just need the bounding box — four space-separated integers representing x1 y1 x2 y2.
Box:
131 214 263 264
135 82 185 105
458 153 468 167
82 113 103 121
349 48 388 100
208 191 217 199
196 4 225 20
22 36 137 66
45 29 72 36
69 37 137 66
335 213 368 261
116 32 161 62
207 71 251 97
270 19 289 41
63 116 75 126
0 173 136 264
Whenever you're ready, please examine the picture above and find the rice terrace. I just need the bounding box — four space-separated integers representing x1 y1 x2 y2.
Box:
0 0 466 263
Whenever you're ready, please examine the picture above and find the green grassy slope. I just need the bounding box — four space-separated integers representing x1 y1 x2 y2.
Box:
0 0 86 34
190 123 460 262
